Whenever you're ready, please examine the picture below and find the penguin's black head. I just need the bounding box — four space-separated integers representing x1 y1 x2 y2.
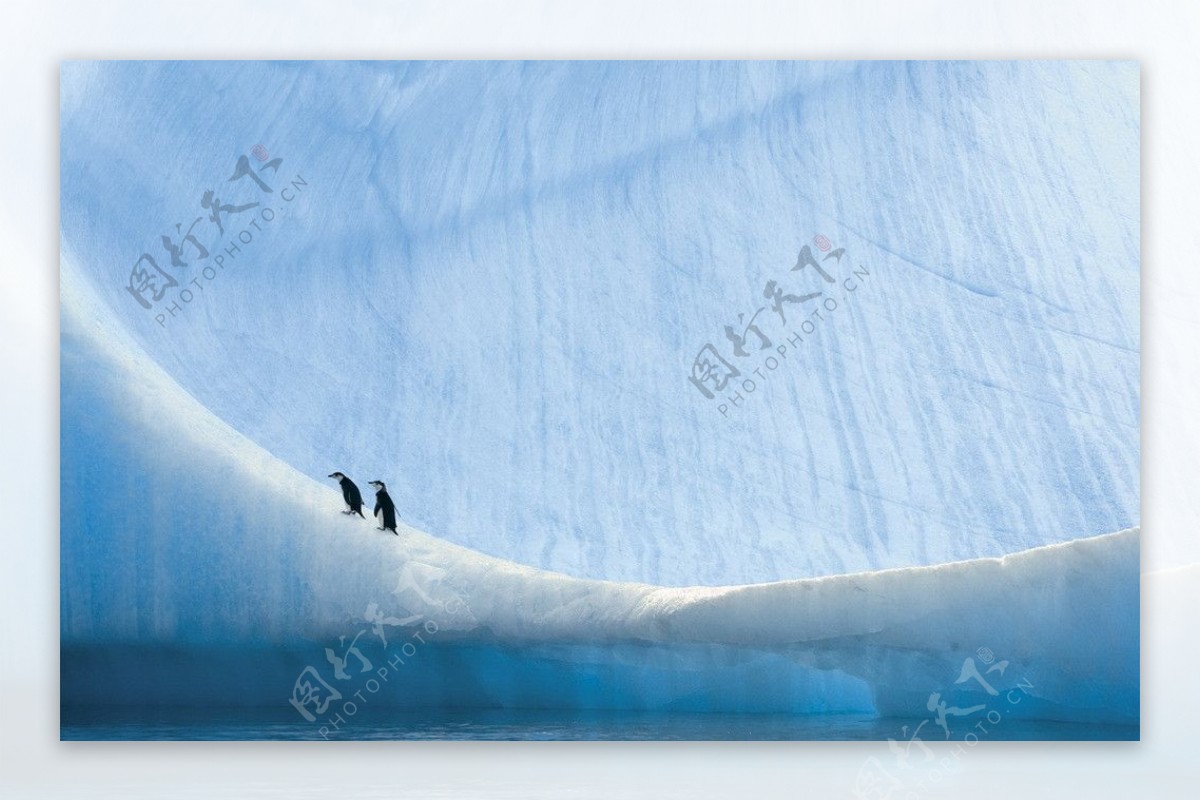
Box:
369 480 386 490
328 472 345 480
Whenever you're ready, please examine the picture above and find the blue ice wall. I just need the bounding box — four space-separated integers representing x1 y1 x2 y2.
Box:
59 269 1138 723
60 60 1139 586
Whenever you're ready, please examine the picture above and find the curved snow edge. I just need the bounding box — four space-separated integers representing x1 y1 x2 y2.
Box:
61 254 1139 723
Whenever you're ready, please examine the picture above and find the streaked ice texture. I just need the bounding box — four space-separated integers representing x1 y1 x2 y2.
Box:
60 61 1139 725
61 274 1137 721
60 61 1139 586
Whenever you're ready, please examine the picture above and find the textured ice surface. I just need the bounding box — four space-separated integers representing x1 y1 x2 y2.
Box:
61 270 1138 722
60 60 1140 725
60 61 1139 586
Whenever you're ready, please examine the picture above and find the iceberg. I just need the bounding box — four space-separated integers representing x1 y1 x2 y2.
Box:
61 255 1138 724
60 60 1140 587
59 60 1139 735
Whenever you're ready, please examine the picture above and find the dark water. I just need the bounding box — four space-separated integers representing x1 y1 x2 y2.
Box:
61 706 1138 741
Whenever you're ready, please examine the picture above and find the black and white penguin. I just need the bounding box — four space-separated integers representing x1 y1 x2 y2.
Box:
328 472 366 518
368 480 398 535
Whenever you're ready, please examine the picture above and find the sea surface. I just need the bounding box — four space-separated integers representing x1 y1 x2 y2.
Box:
60 706 1138 741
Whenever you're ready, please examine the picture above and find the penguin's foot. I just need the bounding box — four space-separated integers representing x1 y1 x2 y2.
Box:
377 526 385 531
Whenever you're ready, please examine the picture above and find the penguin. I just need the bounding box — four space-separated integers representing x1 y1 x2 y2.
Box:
368 480 398 535
328 472 366 518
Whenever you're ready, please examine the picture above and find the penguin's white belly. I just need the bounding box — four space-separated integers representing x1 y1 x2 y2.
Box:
376 509 384 525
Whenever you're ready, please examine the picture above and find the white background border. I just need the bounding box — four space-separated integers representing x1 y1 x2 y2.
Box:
2 1 1197 797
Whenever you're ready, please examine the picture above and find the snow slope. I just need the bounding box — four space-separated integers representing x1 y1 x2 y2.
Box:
61 257 1138 722
59 61 1140 586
